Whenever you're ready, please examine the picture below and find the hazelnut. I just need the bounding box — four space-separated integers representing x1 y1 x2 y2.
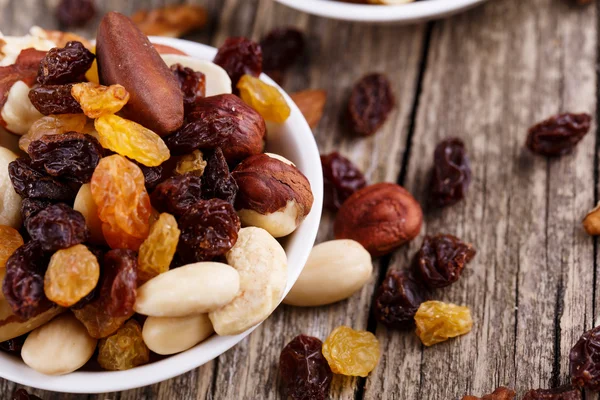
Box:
583 202 600 235
232 153 313 238
334 183 422 257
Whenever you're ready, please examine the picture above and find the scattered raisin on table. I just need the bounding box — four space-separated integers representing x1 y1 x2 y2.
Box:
20 114 88 153
20 198 53 224
171 63 206 114
348 73 395 136
28 132 103 184
321 326 380 377
9 157 77 200
570 325 600 390
213 37 262 89
260 28 305 77
3 241 52 319
430 138 472 207
97 319 149 371
522 385 581 400
177 198 240 264
0 335 27 354
414 300 473 346
462 386 516 400
373 269 427 328
137 213 180 284
414 234 476 289
175 150 207 177
321 152 367 210
526 113 592 157
0 225 24 268
151 174 203 216
279 334 332 400
201 147 238 204
26 203 89 252
29 84 83 115
12 389 42 400
237 74 291 123
37 41 95 85
71 82 130 119
56 0 96 27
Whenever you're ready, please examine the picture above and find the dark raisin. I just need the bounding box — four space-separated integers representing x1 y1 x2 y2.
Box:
20 198 54 223
202 147 238 204
373 269 427 328
260 28 305 77
177 198 240 263
430 138 471 207
12 389 42 400
102 249 137 318
2 241 52 319
171 63 206 114
28 132 103 183
526 113 591 157
213 37 262 90
348 73 395 136
0 335 27 354
522 385 581 399
151 174 203 217
279 334 332 400
37 41 95 85
164 94 266 165
462 387 516 400
571 325 600 390
56 0 96 27
8 157 77 200
414 234 475 289
26 203 89 252
321 152 366 210
28 84 82 115
137 162 166 191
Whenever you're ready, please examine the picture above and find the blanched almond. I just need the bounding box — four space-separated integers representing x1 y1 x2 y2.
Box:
142 314 213 355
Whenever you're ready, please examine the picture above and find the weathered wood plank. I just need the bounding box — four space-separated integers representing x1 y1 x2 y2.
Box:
365 0 597 399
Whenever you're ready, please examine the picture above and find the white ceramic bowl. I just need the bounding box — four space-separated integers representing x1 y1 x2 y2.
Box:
275 0 488 23
0 37 323 393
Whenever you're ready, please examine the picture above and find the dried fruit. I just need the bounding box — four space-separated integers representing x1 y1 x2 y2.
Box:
8 157 77 200
151 174 203 217
20 198 53 223
0 334 26 354
94 114 170 167
430 138 472 207
131 4 207 37
414 300 473 346
237 75 290 123
348 73 395 136
165 94 266 165
12 389 42 400
213 37 262 89
0 226 24 269
19 114 88 153
102 249 138 318
171 63 205 113
28 84 83 115
177 199 240 264
175 150 207 176
0 148 23 228
136 162 166 191
71 82 130 118
56 0 96 27
414 234 476 289
522 386 581 400
279 334 332 400
526 113 591 156
44 244 99 307
37 41 95 85
373 269 427 328
101 223 145 252
97 319 149 371
138 213 180 283
462 387 516 400
28 132 103 184
26 203 89 252
202 148 237 204
3 241 52 319
260 28 305 75
583 202 600 236
321 326 380 377
571 325 600 390
291 89 327 129
321 152 366 211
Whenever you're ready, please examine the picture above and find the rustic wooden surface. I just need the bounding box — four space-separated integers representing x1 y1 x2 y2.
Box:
0 0 597 398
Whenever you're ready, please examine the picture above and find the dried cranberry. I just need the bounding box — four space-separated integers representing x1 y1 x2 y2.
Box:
526 113 591 156
430 138 471 207
26 203 89 252
201 147 238 204
213 37 262 90
373 269 427 328
37 41 94 85
28 84 82 115
9 157 77 200
570 325 600 390
321 152 366 210
348 73 395 136
171 63 206 114
260 28 305 75
151 174 203 217
56 0 96 27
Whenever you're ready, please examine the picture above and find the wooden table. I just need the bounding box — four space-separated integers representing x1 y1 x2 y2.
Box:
0 0 597 398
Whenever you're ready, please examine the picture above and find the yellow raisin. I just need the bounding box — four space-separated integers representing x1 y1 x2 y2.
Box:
175 150 207 176
237 74 291 123
137 213 180 283
44 244 100 307
71 82 130 119
74 302 129 339
94 114 170 167
97 319 149 371
19 114 88 153
322 326 380 377
414 300 473 346
0 225 24 268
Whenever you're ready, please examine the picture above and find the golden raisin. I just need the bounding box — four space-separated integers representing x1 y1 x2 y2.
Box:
19 114 88 153
44 244 100 307
71 82 130 118
414 300 473 346
137 213 180 283
0 225 24 269
321 326 380 377
97 319 149 371
73 301 129 339
175 150 207 176
237 74 290 123
94 114 170 167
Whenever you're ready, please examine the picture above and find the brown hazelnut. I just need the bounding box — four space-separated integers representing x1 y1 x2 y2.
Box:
232 153 313 238
583 202 600 235
334 183 422 257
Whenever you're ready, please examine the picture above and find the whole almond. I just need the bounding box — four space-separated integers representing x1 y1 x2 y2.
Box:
290 89 327 129
96 12 183 136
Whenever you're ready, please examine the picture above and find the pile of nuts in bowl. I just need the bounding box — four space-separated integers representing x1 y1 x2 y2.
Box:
0 11 315 375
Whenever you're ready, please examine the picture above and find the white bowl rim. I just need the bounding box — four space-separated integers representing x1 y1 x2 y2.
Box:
0 37 323 394
274 0 489 23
